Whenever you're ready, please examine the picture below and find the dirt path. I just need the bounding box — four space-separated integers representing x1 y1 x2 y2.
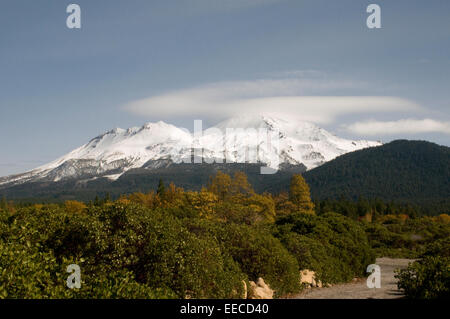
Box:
292 258 414 299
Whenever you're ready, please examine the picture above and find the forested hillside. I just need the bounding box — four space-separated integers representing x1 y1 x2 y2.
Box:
0 163 303 202
304 140 450 214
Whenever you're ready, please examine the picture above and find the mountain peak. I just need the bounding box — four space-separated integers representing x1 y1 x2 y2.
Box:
214 112 303 131
142 120 172 129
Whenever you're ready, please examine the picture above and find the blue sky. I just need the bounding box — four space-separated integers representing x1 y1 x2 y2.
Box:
1 0 449 176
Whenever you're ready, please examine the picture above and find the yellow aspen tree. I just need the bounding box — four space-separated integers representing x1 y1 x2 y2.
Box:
289 174 315 214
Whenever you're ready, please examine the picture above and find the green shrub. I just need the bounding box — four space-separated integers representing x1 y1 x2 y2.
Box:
184 219 301 297
364 217 450 258
0 203 246 298
0 241 64 298
396 256 450 299
420 237 450 258
275 212 375 284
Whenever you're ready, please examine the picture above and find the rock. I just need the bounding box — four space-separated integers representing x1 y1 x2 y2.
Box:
300 269 323 288
242 280 247 299
248 278 274 299
300 270 315 286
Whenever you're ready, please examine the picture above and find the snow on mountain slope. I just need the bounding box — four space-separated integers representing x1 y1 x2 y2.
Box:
37 121 193 173
205 113 381 169
0 114 381 187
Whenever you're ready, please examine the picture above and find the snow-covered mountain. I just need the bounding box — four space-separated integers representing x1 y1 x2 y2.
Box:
0 114 381 188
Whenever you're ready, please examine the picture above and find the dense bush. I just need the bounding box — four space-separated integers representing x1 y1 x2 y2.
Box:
395 237 450 299
0 240 65 298
184 219 300 297
396 256 449 299
0 203 245 298
275 212 375 284
0 207 168 299
364 216 450 258
421 238 450 258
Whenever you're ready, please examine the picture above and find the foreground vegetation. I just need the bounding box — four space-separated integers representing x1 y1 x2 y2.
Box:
395 238 449 299
0 172 448 298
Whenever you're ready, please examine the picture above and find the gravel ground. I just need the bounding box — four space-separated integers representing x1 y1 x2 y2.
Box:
292 258 414 299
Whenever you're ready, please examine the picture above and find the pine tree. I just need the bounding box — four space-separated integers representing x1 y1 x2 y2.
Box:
289 174 315 214
157 179 166 196
0 196 7 210
94 195 100 207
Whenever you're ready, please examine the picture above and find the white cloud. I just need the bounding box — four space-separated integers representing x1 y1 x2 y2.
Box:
123 78 421 124
344 119 450 136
